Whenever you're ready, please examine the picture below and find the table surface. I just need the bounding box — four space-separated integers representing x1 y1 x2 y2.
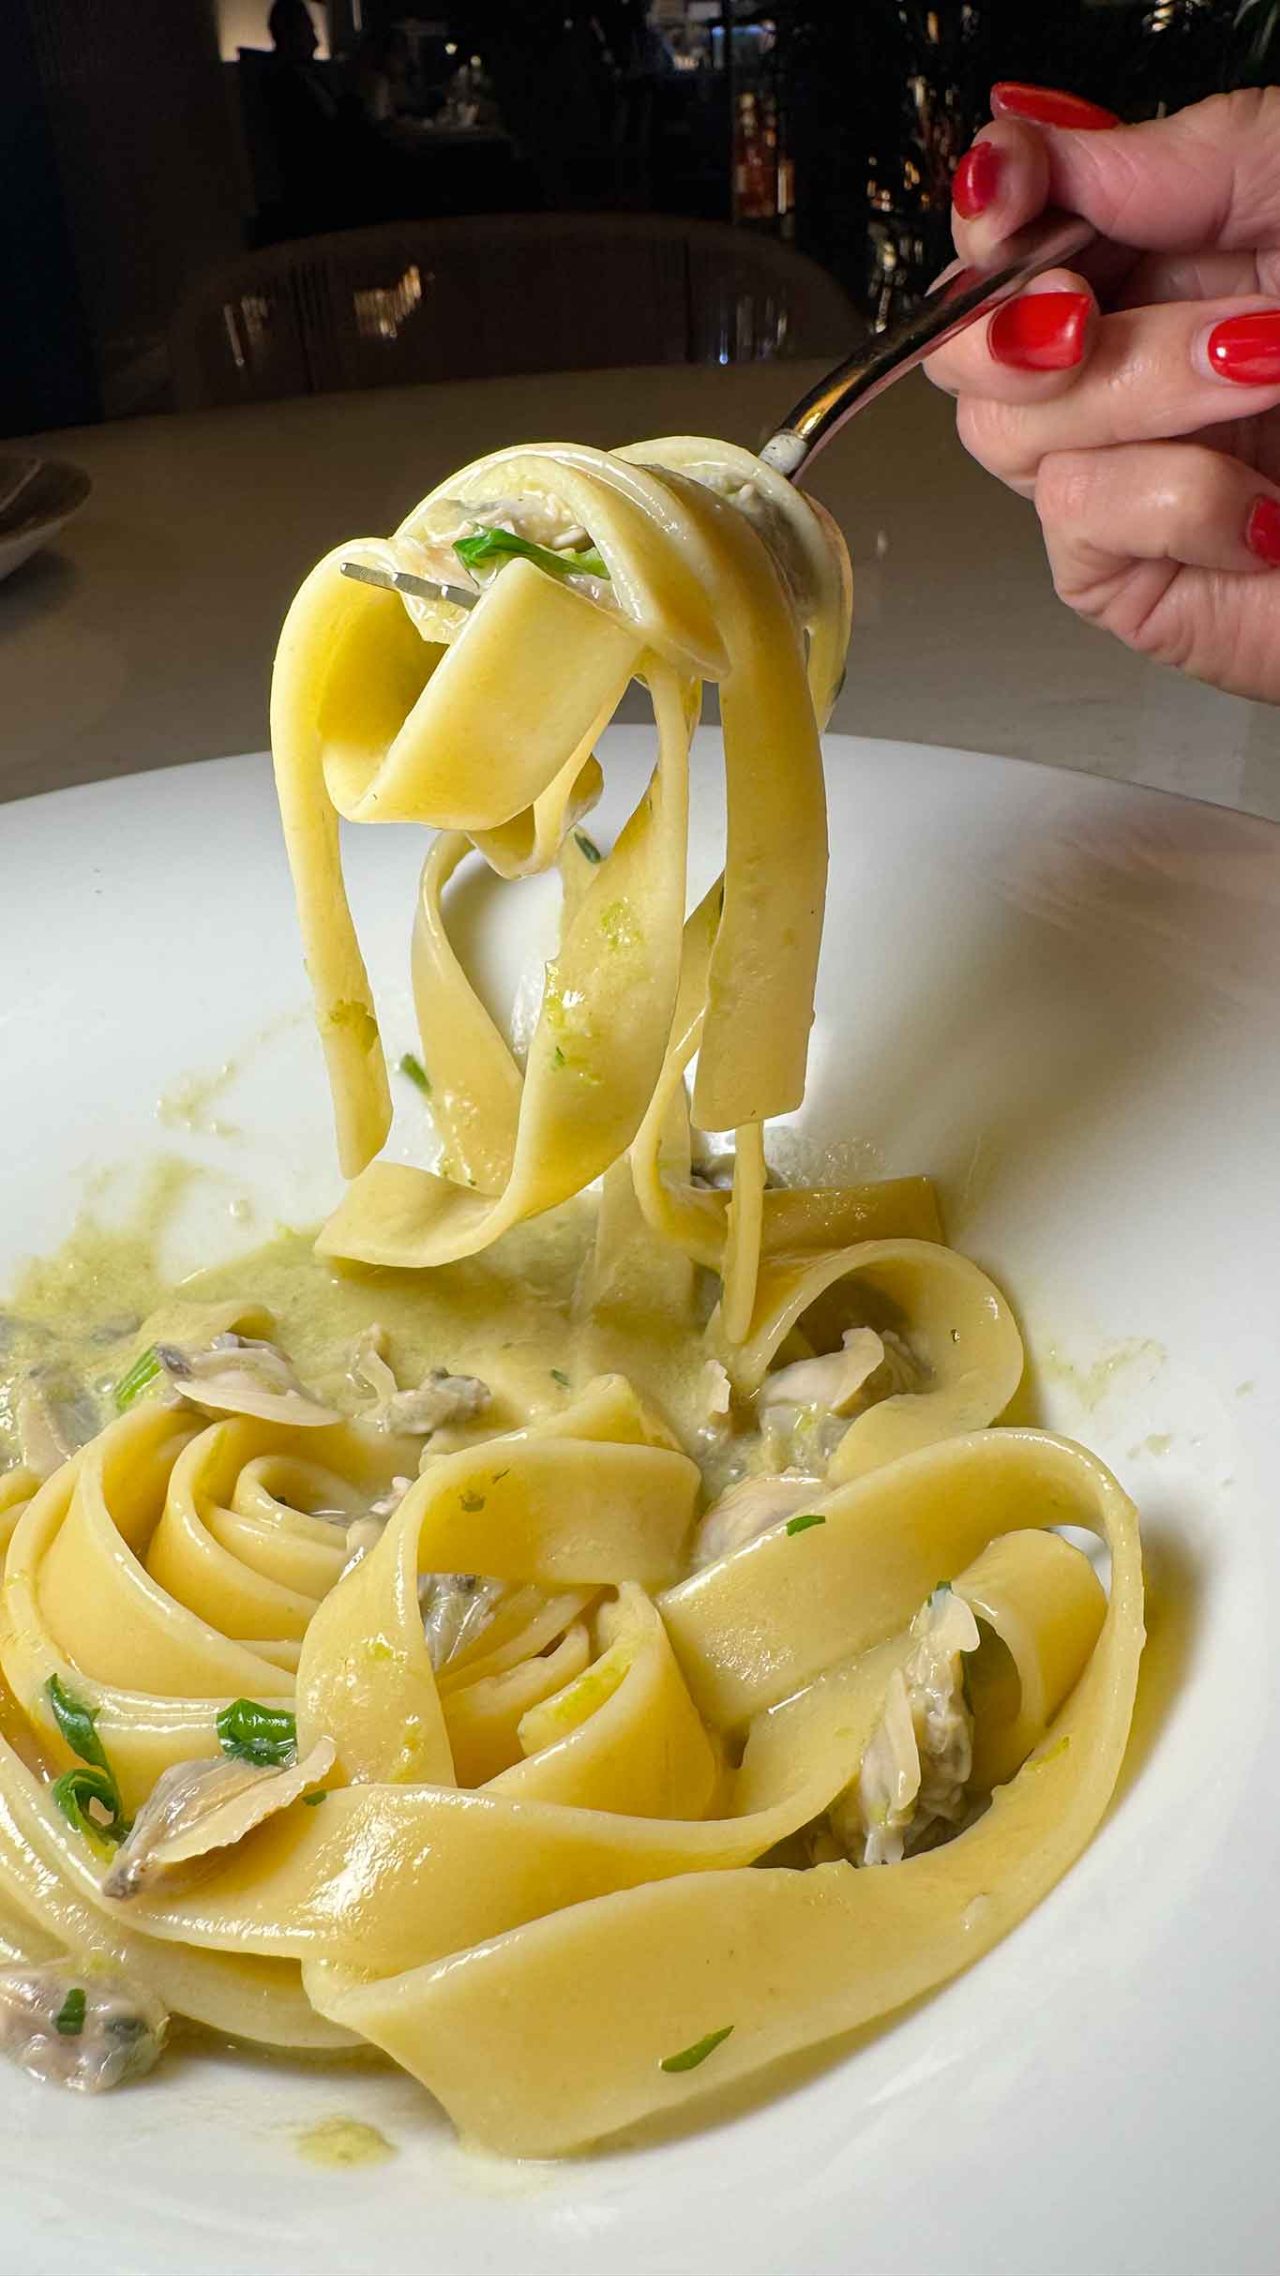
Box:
5 359 1278 817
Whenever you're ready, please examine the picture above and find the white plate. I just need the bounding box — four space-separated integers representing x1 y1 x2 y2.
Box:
0 458 92 585
1 734 1277 2276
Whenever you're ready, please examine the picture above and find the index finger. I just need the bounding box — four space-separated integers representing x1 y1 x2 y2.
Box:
956 87 1280 266
952 118 1052 263
951 119 1138 313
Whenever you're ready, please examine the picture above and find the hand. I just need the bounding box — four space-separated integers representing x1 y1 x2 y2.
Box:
926 85 1280 704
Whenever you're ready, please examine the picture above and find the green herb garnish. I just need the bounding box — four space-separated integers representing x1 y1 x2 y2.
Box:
459 1490 485 1513
660 2024 734 2074
216 1698 297 1768
785 1512 826 1538
398 1052 431 1095
54 1986 86 2037
454 527 609 581
301 1790 330 1807
47 1676 110 1772
550 1368 570 1389
574 831 603 864
51 1766 130 1846
45 1676 130 1844
551 1046 567 1069
113 1346 162 1413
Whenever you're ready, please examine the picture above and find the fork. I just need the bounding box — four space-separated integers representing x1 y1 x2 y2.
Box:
340 207 1096 608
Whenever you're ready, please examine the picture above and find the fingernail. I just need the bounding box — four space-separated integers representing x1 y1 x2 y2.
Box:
1246 496 1280 565
1206 310 1280 385
991 82 1120 130
953 139 1001 220
989 290 1091 371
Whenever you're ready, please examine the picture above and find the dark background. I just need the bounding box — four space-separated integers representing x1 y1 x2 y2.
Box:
3 0 1277 439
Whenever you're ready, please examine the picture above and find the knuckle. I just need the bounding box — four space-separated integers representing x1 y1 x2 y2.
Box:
1040 523 1102 613
955 392 1023 478
1034 450 1098 530
1137 445 1240 544
1087 142 1153 244
1181 89 1280 240
1162 444 1235 520
1191 87 1274 143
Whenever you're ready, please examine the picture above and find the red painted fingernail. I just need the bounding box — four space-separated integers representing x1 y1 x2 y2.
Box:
953 140 1001 220
1207 310 1280 385
1245 496 1280 565
991 81 1120 130
989 290 1091 372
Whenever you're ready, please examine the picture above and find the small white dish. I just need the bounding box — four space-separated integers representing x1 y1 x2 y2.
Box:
0 733 1276 2275
0 456 91 584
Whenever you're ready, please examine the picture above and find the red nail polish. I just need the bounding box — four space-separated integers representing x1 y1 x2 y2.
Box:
1246 496 1280 565
991 81 1120 130
953 140 1001 220
1207 311 1280 386
989 291 1091 372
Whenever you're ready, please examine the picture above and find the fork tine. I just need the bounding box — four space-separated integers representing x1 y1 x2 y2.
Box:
339 560 478 610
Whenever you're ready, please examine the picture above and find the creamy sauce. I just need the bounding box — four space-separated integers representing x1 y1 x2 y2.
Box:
295 2115 397 2167
0 1172 181 1457
1038 1335 1166 1414
156 1065 241 1139
0 1183 719 1467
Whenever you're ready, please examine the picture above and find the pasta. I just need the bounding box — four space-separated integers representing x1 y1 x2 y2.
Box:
0 436 1142 2155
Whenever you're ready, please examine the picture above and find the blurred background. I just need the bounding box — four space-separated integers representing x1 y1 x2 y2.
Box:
7 0 1280 819
5 0 1279 437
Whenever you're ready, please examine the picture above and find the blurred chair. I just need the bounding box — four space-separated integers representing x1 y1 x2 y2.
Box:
169 213 859 410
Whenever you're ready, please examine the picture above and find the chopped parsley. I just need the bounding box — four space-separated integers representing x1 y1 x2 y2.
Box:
301 1790 330 1807
454 526 609 581
459 1490 486 1513
660 2024 734 2074
54 1986 86 2037
113 1345 162 1413
47 1676 109 1772
46 1677 130 1846
398 1052 431 1095
550 1368 570 1389
551 1045 567 1069
574 831 603 864
216 1698 297 1768
53 1984 86 2039
785 1512 826 1537
51 1766 130 1847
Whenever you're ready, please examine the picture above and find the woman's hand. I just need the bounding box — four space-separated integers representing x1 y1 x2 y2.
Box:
926 85 1280 703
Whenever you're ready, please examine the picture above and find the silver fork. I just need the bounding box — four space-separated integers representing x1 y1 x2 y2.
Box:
341 207 1096 607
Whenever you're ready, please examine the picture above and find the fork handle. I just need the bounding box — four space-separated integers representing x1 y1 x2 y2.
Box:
761 209 1098 480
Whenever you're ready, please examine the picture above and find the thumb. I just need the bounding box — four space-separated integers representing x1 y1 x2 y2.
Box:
1013 87 1280 255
